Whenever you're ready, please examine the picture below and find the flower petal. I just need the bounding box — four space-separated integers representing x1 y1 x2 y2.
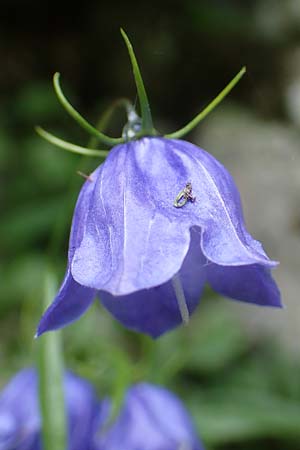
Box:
71 138 193 294
0 412 17 449
72 137 276 296
98 383 203 450
36 167 99 336
206 263 282 307
0 368 102 450
36 269 95 337
172 139 278 268
68 165 103 262
99 228 206 337
64 372 103 450
0 369 40 449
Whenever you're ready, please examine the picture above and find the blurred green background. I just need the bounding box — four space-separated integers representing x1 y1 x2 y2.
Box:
1 0 300 449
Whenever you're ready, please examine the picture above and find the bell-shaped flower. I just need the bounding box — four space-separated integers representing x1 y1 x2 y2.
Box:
36 30 281 339
98 383 204 450
0 368 101 450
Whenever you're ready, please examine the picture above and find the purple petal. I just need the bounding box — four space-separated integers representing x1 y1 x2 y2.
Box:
171 139 278 268
36 269 95 337
68 166 102 261
36 168 99 336
99 228 206 337
64 372 103 450
71 137 276 296
0 369 40 450
98 383 203 450
0 368 38 421
0 368 102 450
0 412 17 449
207 263 282 307
71 138 192 294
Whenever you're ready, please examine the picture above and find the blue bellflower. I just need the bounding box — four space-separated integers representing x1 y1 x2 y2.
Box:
98 383 203 450
0 368 101 450
37 137 281 338
36 31 281 339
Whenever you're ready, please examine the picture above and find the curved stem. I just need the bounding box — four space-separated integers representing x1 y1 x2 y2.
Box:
36 127 109 157
88 97 132 149
165 67 246 139
120 29 155 135
95 97 133 133
53 73 124 146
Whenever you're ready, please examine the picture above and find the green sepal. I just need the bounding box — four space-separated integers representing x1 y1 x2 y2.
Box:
36 126 109 157
53 72 124 147
120 29 155 136
165 67 246 139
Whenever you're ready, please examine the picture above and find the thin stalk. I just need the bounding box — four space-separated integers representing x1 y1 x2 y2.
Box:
53 72 124 146
171 273 189 325
165 67 246 139
37 270 66 450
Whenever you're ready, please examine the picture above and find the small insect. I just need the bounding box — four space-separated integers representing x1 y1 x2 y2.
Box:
173 181 196 208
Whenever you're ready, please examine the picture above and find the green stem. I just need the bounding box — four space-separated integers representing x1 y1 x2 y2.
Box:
37 270 66 450
165 66 246 139
36 126 109 157
53 72 124 146
120 29 155 135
